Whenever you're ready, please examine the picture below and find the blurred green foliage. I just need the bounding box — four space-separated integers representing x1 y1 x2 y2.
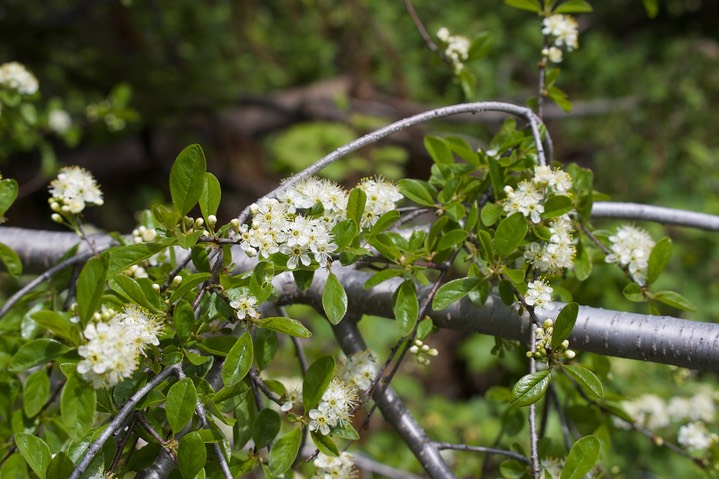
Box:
1 1 718 477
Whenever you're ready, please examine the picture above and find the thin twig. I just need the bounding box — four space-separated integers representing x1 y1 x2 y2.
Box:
69 364 181 479
434 442 531 465
248 368 283 406
0 250 95 320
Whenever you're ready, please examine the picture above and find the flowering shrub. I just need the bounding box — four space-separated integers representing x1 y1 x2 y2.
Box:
0 2 717 479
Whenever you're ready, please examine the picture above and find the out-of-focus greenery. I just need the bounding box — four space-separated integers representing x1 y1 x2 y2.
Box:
1 1 718 477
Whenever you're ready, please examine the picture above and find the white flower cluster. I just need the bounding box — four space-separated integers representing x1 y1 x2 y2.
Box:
525 279 555 315
542 15 579 51
617 391 718 453
503 166 576 274
678 422 717 452
308 378 357 436
228 289 260 321
77 305 162 388
238 176 401 269
409 339 439 366
0 62 39 95
338 350 380 392
48 110 72 134
605 225 655 285
437 27 470 74
312 451 357 479
132 225 158 243
49 166 104 216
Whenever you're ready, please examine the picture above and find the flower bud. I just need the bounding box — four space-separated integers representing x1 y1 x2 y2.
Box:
207 215 217 226
51 213 63 223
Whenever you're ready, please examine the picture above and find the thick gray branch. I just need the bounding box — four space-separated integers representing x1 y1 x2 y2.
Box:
275 265 719 372
591 202 719 231
2 226 719 371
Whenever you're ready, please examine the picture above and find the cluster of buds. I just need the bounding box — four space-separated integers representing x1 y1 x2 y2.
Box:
409 339 438 366
527 319 576 362
132 225 158 243
181 215 217 236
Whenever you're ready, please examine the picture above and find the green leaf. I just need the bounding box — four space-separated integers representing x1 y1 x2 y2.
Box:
433 277 484 311
166 378 197 436
622 282 645 302
646 237 672 286
254 328 278 370
642 0 658 18
222 332 254 386
8 339 72 372
259 316 312 339
504 268 525 285
494 213 527 257
30 310 80 345
170 144 207 216
424 136 453 164
397 179 435 207
548 86 573 112
267 428 301 477
438 230 468 252
332 219 359 251
364 269 403 288
651 290 696 311
542 195 574 219
510 370 551 407
563 365 604 402
498 279 516 305
178 431 206 479
0 242 21 276
105 243 165 275
46 452 75 479
555 0 593 13
480 203 502 226
346 187 367 224
199 172 221 220
574 241 592 281
108 274 160 313
394 280 419 336
23 369 50 418
303 356 335 410
504 0 541 12
332 421 360 440
76 254 109 324
498 459 527 478
322 272 347 325
371 210 401 235
311 431 340 457
252 408 281 449
14 433 51 479
61 368 97 440
561 435 601 479
551 302 578 350
0 178 19 217
173 300 195 342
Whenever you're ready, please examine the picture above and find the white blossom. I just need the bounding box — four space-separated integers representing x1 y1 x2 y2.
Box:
313 451 357 479
338 350 379 392
0 62 39 95
437 27 470 73
49 166 104 214
605 225 655 286
678 422 716 452
48 110 72 134
525 279 555 315
228 290 260 321
77 306 162 388
503 181 544 223
542 15 579 51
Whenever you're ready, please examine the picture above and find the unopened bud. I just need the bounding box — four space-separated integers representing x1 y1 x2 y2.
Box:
172 275 183 286
207 215 217 226
564 350 576 359
51 213 63 223
152 283 161 292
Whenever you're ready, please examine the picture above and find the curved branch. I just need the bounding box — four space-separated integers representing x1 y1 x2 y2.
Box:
238 101 549 223
591 202 719 231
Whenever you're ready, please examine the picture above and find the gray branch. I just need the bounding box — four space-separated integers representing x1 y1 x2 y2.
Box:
591 202 719 231
331 316 457 479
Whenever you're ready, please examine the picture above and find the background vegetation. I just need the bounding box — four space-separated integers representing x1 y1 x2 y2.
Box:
1 1 718 477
